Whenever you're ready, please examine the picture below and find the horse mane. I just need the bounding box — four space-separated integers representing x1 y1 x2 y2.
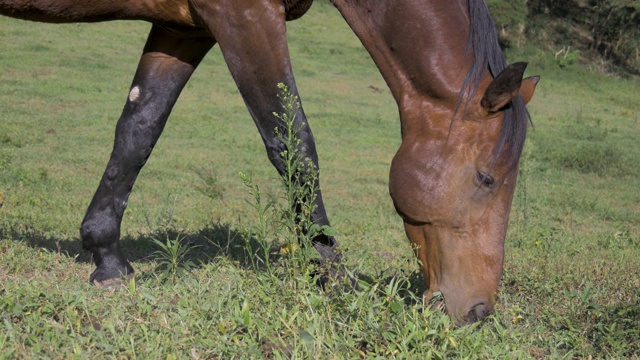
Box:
458 0 530 173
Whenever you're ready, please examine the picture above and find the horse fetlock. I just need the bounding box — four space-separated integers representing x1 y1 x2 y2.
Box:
81 215 119 249
312 239 341 263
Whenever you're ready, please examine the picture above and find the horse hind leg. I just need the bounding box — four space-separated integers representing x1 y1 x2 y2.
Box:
80 25 214 287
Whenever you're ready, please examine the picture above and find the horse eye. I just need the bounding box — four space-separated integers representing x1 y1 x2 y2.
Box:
476 171 495 188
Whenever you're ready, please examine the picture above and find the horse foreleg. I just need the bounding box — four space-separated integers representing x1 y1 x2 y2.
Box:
80 25 214 287
191 0 342 265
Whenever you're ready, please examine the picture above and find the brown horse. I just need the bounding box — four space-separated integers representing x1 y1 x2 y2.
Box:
1 0 538 324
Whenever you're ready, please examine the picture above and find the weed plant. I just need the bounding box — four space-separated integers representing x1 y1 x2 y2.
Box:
238 84 337 285
151 235 199 284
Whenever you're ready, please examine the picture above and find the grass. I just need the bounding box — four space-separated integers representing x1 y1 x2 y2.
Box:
1 1 639 358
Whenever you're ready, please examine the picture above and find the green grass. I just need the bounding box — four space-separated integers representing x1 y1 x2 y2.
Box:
1 1 639 358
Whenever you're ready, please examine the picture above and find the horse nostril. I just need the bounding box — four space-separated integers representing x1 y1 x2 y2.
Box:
466 303 491 323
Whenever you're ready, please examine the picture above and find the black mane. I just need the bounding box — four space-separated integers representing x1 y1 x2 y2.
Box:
459 0 531 172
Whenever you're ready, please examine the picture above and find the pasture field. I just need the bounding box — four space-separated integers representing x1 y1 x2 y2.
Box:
1 1 639 358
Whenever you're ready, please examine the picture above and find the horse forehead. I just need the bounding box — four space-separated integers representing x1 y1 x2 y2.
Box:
418 110 503 150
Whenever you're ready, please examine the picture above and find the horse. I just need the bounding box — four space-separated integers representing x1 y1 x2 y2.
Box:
0 0 538 324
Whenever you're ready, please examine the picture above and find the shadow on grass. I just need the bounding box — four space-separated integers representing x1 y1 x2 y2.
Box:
4 223 430 306
2 222 266 270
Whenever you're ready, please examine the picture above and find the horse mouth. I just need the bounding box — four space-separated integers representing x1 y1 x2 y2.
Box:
427 291 492 325
427 291 447 313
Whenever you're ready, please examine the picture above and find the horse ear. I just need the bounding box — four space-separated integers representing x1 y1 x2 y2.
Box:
481 62 528 113
519 75 540 104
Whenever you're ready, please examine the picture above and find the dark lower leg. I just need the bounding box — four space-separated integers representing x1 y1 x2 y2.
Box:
191 0 342 263
81 26 214 284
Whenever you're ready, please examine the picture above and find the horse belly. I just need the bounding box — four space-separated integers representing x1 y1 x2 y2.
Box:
0 0 199 26
137 0 199 26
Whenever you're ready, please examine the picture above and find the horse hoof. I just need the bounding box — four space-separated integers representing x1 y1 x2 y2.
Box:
315 264 360 293
91 273 135 291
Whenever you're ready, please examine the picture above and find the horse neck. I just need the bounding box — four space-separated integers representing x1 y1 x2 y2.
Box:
331 0 475 135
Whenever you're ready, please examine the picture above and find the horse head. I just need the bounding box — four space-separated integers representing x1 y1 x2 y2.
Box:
389 62 539 323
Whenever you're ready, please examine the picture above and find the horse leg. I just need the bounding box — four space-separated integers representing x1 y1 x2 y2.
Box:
81 25 214 287
191 0 342 264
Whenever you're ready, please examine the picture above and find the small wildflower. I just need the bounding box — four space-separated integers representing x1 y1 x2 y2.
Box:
280 243 299 255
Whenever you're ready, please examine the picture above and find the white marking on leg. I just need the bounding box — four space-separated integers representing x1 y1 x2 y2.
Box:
129 86 140 102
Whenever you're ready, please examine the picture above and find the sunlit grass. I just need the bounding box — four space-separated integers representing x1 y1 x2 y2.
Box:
1 1 639 357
